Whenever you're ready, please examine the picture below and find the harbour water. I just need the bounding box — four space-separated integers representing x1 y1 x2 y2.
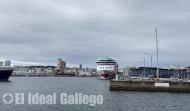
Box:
1 77 190 111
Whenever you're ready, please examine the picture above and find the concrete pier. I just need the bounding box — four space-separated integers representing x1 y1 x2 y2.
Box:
110 80 190 93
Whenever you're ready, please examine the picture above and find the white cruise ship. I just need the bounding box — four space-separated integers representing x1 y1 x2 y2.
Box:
96 57 117 79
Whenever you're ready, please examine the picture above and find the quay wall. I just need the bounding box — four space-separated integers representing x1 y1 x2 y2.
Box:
110 80 190 92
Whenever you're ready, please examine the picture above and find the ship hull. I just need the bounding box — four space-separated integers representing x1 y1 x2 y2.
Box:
0 70 13 81
97 70 115 80
54 73 75 77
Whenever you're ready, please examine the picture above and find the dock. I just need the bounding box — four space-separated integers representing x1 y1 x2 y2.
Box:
110 80 190 93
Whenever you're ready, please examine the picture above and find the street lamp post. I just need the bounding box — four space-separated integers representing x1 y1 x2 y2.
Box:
145 53 153 75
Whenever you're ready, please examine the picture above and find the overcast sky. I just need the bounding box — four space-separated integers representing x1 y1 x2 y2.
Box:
0 0 190 68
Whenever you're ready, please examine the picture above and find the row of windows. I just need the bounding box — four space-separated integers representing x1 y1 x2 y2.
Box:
98 66 114 69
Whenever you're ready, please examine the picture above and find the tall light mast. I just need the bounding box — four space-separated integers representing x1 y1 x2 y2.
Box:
155 27 159 79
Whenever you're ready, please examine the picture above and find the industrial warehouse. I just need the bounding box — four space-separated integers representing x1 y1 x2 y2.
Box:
124 66 190 79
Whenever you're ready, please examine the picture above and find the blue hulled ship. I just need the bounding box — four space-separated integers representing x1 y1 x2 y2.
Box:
0 66 14 81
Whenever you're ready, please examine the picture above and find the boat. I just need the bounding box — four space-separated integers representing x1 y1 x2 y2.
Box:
0 66 14 81
96 57 117 79
54 70 75 77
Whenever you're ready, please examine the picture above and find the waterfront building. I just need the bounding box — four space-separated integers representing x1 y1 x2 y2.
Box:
78 70 92 76
5 60 11 66
57 58 66 71
86 67 89 71
12 65 56 76
125 66 188 78
0 61 3 66
57 58 63 71
79 64 82 70
62 61 66 70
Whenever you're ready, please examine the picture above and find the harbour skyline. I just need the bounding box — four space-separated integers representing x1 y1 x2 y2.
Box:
0 0 190 68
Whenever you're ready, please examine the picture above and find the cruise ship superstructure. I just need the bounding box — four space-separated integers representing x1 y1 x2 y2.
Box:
96 57 117 79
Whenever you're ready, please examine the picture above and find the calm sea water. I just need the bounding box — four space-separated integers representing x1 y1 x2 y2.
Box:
0 77 190 111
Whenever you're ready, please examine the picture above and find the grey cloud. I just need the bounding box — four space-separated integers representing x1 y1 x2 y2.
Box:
0 0 190 68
